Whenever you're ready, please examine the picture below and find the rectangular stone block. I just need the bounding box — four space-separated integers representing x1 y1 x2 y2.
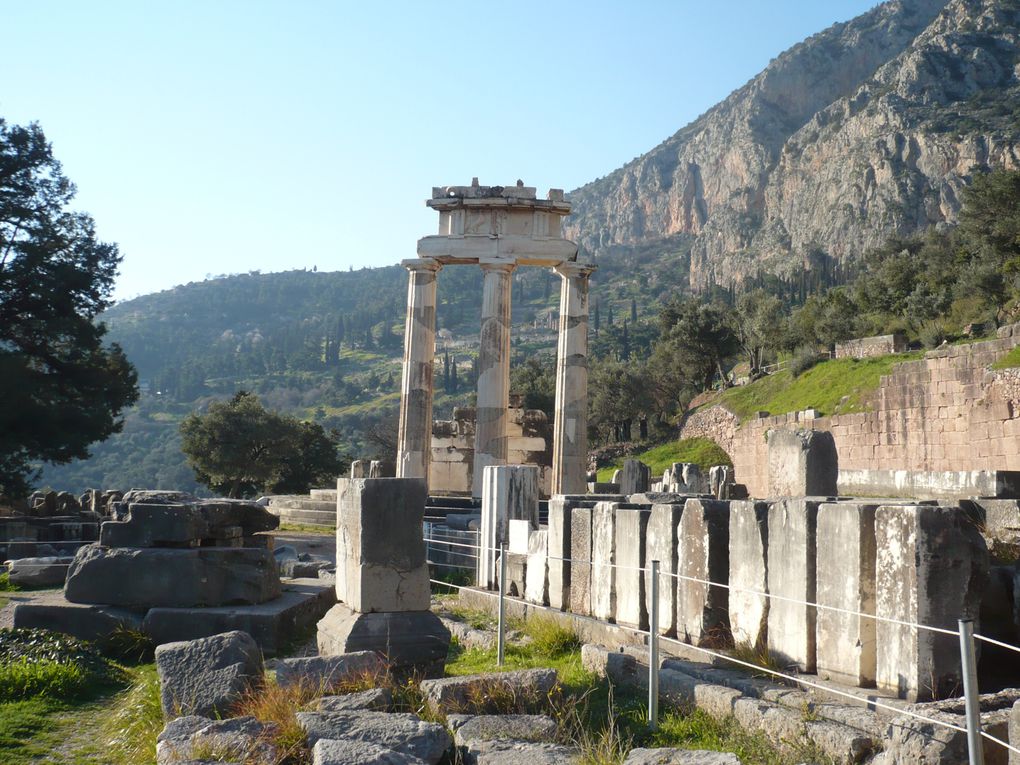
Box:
569 507 593 616
548 496 596 611
875 504 988 701
143 579 336 656
677 498 730 646
645 503 683 636
767 429 837 497
614 507 651 630
524 529 549 606
767 498 820 672
619 460 651 495
729 500 770 650
337 478 430 613
508 519 531 554
591 502 618 622
479 466 540 589
816 501 878 687
64 544 281 608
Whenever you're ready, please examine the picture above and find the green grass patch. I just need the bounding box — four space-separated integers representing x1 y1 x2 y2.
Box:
100 664 162 765
717 353 922 421
445 618 784 764
0 663 146 765
597 437 733 482
992 345 1020 370
0 628 122 700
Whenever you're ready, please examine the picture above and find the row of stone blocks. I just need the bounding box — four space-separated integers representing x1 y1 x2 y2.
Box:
518 495 988 702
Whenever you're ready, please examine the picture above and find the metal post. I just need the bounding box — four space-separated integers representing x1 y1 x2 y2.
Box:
958 618 985 765
648 559 660 730
497 543 507 666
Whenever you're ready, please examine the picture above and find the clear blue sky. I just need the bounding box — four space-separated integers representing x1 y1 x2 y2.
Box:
3 1 878 301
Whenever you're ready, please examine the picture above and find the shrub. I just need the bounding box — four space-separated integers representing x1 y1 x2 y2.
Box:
789 346 820 377
524 618 582 657
920 321 949 349
99 624 156 663
0 572 16 592
0 628 116 699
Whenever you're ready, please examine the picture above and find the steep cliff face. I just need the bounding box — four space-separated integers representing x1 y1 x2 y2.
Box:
565 0 1020 289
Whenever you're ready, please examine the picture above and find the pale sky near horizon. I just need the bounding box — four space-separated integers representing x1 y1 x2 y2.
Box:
3 1 879 302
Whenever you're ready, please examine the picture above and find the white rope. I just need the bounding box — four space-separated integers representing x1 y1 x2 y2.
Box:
423 536 966 639
972 632 1020 656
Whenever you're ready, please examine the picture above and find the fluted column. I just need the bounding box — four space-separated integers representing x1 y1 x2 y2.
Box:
551 262 595 495
396 258 442 483
472 260 516 497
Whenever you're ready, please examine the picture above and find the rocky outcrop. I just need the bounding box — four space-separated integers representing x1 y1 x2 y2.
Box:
565 0 1020 288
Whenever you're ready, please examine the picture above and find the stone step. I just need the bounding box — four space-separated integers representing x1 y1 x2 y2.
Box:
268 507 336 527
310 489 338 502
268 496 337 512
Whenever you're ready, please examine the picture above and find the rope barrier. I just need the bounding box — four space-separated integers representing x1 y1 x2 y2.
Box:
423 536 967 639
427 576 1020 753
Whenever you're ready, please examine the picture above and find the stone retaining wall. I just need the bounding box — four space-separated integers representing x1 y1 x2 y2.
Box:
681 331 1020 497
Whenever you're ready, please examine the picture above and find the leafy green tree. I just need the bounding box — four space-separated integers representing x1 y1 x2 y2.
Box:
658 298 739 390
180 391 344 497
588 359 652 443
734 289 786 379
0 119 138 496
509 356 555 416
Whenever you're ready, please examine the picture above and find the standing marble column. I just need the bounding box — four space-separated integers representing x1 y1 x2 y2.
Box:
396 258 441 483
551 262 595 496
472 260 516 497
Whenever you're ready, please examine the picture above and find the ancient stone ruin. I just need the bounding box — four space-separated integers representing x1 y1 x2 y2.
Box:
317 477 450 677
394 180 593 498
12 491 335 653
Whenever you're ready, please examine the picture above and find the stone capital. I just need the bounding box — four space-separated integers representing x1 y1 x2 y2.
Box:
478 259 517 274
554 261 596 280
401 257 442 274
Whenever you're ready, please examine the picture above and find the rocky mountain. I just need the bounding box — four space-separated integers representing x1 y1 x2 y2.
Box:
565 0 1020 289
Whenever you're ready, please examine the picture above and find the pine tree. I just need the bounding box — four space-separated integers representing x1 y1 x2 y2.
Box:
451 355 459 392
630 298 638 323
621 320 631 361
607 303 615 326
593 301 601 336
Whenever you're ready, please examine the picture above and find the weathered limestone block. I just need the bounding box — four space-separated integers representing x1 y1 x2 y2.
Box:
317 603 450 679
350 460 366 478
623 749 740 765
275 652 386 691
156 715 280 765
64 545 281 608
524 529 549 606
478 466 540 589
816 501 878 687
614 507 651 630
709 466 732 500
728 500 770 650
461 741 578 765
766 429 837 497
6 556 72 587
646 503 683 636
677 499 730 646
101 500 278 548
547 496 588 610
447 714 558 747
419 668 558 715
297 710 451 764
315 688 393 712
155 630 263 718
337 478 429 613
875 504 988 701
591 501 619 622
619 460 651 495
313 738 426 765
569 507 594 615
767 498 820 672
